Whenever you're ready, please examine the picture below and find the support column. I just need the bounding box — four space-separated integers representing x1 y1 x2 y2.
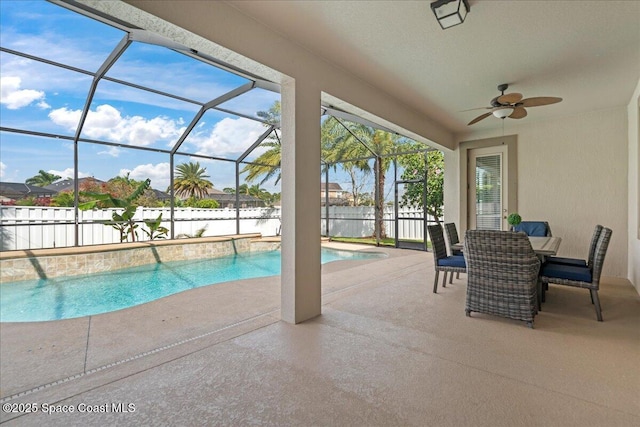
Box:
280 77 321 324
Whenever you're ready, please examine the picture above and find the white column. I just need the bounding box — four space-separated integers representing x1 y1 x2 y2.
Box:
280 77 321 324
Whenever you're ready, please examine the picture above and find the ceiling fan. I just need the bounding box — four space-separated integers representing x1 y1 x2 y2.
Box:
466 84 562 125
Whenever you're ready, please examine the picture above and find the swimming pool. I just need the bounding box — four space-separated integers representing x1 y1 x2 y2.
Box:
0 248 385 322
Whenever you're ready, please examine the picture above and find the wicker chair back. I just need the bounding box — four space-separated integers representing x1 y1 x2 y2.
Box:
464 230 541 327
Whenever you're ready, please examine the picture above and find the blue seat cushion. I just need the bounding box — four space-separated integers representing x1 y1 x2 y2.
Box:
546 256 587 267
541 263 592 282
438 255 466 268
514 222 547 236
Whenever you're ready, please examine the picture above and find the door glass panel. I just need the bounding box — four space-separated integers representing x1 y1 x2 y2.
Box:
475 154 502 230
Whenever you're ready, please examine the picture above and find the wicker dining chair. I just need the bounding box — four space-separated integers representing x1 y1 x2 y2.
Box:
513 221 552 236
540 227 612 321
546 224 603 268
444 222 463 283
444 223 462 255
464 230 541 328
427 225 466 294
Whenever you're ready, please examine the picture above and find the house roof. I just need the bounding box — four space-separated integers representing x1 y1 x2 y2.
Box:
321 183 344 191
204 187 264 204
44 178 105 192
0 182 57 199
208 193 264 203
151 189 171 200
44 178 170 200
206 187 228 195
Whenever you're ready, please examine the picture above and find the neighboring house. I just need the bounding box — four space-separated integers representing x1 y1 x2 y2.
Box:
203 187 265 208
321 182 351 206
46 178 170 202
151 188 171 202
0 182 58 203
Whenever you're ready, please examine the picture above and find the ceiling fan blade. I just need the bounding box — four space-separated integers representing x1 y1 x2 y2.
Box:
459 106 492 112
509 106 528 119
497 92 523 104
467 112 492 125
519 96 562 107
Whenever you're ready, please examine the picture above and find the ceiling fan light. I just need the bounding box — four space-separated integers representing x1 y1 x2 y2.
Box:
493 108 513 119
430 0 470 29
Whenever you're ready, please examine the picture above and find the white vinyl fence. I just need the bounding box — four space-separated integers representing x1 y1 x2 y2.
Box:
323 206 432 241
0 206 431 251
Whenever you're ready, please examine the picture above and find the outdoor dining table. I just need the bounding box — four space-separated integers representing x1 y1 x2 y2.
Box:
451 235 562 257
451 234 562 309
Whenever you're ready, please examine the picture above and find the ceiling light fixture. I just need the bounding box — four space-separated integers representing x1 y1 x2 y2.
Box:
430 0 470 29
493 108 513 119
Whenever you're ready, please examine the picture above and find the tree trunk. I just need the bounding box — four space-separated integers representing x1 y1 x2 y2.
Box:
348 168 359 207
376 158 386 239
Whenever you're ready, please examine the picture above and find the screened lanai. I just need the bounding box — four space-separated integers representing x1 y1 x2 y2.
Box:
0 0 439 252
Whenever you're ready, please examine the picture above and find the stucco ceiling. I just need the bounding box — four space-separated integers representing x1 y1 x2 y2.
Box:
226 0 640 136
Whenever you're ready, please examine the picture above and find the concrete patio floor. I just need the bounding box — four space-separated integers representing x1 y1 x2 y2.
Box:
1 243 639 426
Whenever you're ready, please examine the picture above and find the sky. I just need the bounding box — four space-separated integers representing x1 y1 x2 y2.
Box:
0 1 424 202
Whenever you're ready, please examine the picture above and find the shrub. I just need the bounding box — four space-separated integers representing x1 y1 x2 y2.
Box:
194 199 219 209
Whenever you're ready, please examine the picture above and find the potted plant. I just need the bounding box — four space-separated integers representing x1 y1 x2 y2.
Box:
507 212 522 231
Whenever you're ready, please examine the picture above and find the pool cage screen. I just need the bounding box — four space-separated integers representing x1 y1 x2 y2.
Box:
0 0 440 252
319 120 438 250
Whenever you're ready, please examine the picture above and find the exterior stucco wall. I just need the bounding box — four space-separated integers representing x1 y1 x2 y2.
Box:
458 107 628 278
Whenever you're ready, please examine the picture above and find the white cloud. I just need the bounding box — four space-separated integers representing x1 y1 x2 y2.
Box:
48 168 90 181
0 76 47 110
1 55 93 99
119 162 170 191
97 146 122 157
189 117 266 157
48 104 185 147
0 162 6 178
3 26 101 70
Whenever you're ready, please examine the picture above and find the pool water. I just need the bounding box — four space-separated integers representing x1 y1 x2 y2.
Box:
0 248 384 322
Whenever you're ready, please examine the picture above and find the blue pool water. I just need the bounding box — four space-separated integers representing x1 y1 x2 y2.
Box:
0 248 384 322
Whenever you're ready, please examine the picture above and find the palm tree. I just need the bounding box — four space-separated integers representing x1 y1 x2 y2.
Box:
238 183 250 194
171 162 213 199
243 140 282 185
242 101 282 185
323 117 399 238
257 100 281 126
244 102 340 187
25 170 61 187
321 117 372 207
247 184 267 198
244 101 401 238
224 183 277 206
